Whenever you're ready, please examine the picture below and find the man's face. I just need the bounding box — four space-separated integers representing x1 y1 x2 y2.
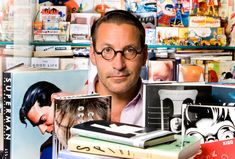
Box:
27 101 54 134
90 23 147 95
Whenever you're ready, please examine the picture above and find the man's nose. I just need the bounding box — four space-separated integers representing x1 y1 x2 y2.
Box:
112 52 126 70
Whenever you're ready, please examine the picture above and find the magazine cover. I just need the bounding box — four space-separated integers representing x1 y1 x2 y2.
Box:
143 83 213 132
2 65 88 159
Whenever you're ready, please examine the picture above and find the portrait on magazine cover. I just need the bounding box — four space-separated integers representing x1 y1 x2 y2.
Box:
19 81 62 159
183 105 235 143
54 96 111 147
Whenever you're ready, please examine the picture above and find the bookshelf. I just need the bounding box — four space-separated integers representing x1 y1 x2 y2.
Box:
30 41 235 51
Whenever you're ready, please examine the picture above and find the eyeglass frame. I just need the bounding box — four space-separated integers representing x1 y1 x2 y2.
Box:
93 45 144 61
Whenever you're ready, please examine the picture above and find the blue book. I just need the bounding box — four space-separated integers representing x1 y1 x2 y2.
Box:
2 64 88 159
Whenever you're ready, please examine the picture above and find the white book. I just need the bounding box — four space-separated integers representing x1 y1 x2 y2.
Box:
35 45 72 51
70 120 175 148
31 57 60 69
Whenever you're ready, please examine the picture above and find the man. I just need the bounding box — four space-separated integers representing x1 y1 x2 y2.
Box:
84 10 148 126
19 81 62 159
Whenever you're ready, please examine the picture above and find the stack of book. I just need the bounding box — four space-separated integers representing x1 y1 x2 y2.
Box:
58 120 201 159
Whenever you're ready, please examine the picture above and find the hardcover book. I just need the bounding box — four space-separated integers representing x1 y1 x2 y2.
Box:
143 82 213 131
2 64 88 159
194 138 235 159
70 120 175 148
147 59 175 81
67 134 201 159
182 103 235 158
182 104 235 144
53 94 112 148
178 64 205 82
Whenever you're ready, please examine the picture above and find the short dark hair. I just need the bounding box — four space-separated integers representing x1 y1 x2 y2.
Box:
19 81 61 125
91 10 145 49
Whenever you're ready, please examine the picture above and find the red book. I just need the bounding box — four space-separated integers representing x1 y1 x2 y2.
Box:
194 138 235 159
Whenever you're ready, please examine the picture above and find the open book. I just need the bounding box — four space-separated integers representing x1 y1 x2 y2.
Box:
70 120 175 148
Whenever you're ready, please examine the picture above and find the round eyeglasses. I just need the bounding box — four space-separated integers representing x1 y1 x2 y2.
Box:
94 46 142 60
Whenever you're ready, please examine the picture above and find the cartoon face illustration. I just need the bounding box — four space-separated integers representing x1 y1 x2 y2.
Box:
184 106 235 143
157 0 175 16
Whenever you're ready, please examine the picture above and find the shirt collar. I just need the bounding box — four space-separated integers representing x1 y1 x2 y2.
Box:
89 75 143 107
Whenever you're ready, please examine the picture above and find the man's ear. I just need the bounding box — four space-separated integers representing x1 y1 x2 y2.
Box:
89 45 97 66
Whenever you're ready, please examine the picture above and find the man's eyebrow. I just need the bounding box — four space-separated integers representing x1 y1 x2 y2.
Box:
32 115 45 127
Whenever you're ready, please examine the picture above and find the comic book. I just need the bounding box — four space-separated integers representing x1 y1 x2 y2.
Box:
2 64 88 159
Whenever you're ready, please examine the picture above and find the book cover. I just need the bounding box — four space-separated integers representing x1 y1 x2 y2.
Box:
39 6 67 22
60 57 89 70
194 138 235 159
125 0 157 13
182 104 235 144
219 61 235 82
70 120 175 148
53 94 112 148
67 134 201 159
31 57 60 69
143 83 214 131
157 0 190 27
205 60 220 82
134 12 157 28
2 64 88 159
155 27 179 45
69 24 91 43
211 84 235 103
178 64 205 82
147 59 175 81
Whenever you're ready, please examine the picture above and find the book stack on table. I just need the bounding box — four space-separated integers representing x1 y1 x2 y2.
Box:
58 120 201 159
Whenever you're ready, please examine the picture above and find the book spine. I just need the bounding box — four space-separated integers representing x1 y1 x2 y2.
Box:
70 128 134 147
2 72 11 159
35 45 71 51
33 50 73 57
68 137 172 159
